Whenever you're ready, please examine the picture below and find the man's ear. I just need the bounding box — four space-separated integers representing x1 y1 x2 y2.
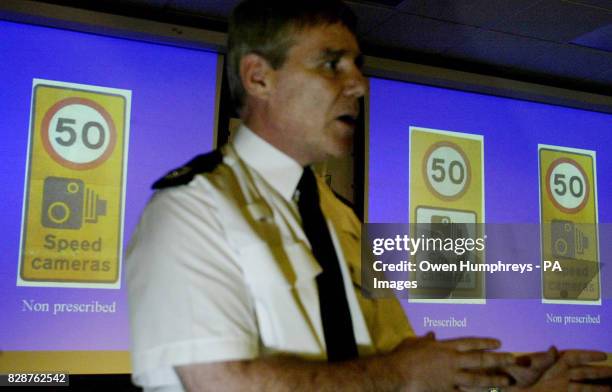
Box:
240 53 275 101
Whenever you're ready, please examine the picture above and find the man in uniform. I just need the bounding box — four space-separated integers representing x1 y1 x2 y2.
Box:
127 1 612 391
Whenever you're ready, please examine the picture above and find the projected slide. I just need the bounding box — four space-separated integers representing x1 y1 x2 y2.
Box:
0 20 219 372
367 77 611 353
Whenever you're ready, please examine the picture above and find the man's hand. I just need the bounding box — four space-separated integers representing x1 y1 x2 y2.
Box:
390 332 516 391
505 346 558 387
509 349 612 391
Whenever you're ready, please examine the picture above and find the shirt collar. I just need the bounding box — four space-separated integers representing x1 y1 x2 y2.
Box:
233 124 303 201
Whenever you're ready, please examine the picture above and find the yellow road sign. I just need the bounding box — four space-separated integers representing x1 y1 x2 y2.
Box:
18 79 131 288
539 145 600 304
409 127 485 303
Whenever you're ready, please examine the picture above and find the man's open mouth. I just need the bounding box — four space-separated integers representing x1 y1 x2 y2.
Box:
337 114 357 127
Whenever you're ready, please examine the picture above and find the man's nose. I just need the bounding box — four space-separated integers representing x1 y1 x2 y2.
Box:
343 68 367 98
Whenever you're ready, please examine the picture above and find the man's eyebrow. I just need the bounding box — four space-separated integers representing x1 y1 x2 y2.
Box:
318 48 364 68
317 48 347 60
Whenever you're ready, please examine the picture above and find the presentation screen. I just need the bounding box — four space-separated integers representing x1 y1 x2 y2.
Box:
366 76 611 353
0 19 219 372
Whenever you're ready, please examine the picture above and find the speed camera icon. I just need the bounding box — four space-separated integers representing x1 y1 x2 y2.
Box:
551 219 589 259
41 176 106 229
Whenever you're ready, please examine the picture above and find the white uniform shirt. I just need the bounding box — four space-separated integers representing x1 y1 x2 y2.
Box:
126 125 372 391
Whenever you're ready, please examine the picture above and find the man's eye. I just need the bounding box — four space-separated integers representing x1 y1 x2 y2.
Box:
324 59 339 71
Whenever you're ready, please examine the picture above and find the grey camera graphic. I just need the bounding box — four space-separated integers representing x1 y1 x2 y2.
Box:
42 176 107 229
551 219 588 259
430 215 469 240
422 215 473 291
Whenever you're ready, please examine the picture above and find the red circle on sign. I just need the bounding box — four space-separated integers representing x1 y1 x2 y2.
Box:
422 141 472 201
41 97 117 170
545 157 589 214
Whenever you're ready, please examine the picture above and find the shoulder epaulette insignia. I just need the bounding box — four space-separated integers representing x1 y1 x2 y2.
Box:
152 149 223 189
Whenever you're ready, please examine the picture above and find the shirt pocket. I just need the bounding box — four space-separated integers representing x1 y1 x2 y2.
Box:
239 240 323 355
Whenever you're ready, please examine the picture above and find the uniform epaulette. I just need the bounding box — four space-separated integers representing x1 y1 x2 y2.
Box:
152 149 223 189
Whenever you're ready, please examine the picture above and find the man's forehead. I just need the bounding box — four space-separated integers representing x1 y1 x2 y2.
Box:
290 23 360 56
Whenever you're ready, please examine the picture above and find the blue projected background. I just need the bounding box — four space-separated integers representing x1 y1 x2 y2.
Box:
0 19 218 369
367 77 612 352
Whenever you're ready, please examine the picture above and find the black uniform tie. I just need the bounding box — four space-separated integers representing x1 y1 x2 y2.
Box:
296 167 358 362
